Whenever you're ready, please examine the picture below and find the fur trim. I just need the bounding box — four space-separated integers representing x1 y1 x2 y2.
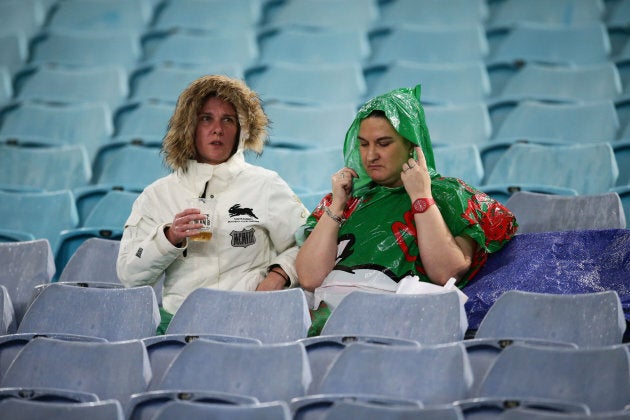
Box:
162 75 268 171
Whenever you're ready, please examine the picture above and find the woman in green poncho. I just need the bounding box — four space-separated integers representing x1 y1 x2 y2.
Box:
295 85 518 334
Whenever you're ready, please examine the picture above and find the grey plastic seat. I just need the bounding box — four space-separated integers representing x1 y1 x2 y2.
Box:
0 337 151 406
474 290 626 348
166 288 310 343
0 285 16 335
456 397 589 418
17 282 160 341
321 290 465 344
0 398 124 420
500 407 630 419
152 400 291 420
474 343 630 413
151 0 261 31
505 191 626 233
424 102 492 145
57 237 123 284
324 400 464 420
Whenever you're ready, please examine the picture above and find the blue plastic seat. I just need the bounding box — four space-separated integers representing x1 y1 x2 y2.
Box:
486 0 604 29
15 64 129 111
0 337 152 406
152 0 261 31
112 100 174 144
607 0 630 29
483 142 618 196
0 66 12 104
0 1 45 39
152 400 291 420
487 22 611 65
368 24 489 65
245 62 366 106
0 190 79 254
505 191 627 233
46 0 152 32
365 61 491 105
264 0 379 29
0 144 92 191
0 33 27 77
166 288 311 343
141 28 257 68
0 398 124 420
434 144 484 186
378 0 488 26
424 102 492 145
17 283 160 341
257 26 370 65
612 140 630 186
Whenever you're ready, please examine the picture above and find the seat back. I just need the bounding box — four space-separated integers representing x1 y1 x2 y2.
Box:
0 285 16 334
434 144 484 186
424 102 492 145
93 144 170 190
487 0 604 28
475 290 626 347
112 100 174 143
317 342 472 405
379 0 487 26
505 191 626 233
152 400 291 420
46 0 151 32
166 288 310 343
0 239 54 322
325 399 464 420
476 343 630 413
0 398 124 420
265 0 378 29
321 290 465 344
17 283 160 341
158 340 311 402
151 0 261 31
57 237 122 283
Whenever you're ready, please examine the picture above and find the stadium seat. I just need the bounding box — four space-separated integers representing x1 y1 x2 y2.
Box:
54 228 123 279
263 0 379 29
152 400 291 420
499 407 630 419
0 229 36 242
0 101 113 163
0 398 125 420
0 337 152 406
0 144 92 191
257 26 370 64
368 24 489 65
607 0 630 29
128 63 242 104
486 0 604 29
81 189 139 229
323 400 464 420
483 142 618 196
364 61 491 105
245 146 344 193
57 237 122 283
320 290 466 344
73 185 140 226
505 191 627 233
166 288 311 343
245 62 366 105
611 185 630 228
473 343 630 413
487 22 611 65
0 1 45 39
15 64 129 111
0 33 27 77
456 397 589 418
29 30 142 71
0 239 54 323
298 335 418 394
0 285 16 335
112 100 173 144
490 62 623 103
612 141 630 187
141 28 258 68
474 290 626 348
0 66 12 104
17 282 160 341
142 334 261 390
151 0 261 31
45 0 152 32
263 101 356 149
378 0 488 26
0 190 79 254
434 144 485 186
424 102 492 145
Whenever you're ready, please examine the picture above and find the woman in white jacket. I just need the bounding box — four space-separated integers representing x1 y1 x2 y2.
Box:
117 75 309 333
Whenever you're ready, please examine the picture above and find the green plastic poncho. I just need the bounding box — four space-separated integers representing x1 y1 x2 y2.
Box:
299 85 518 335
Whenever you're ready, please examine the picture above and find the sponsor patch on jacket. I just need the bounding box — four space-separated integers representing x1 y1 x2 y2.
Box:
227 204 259 223
135 247 143 258
230 228 256 248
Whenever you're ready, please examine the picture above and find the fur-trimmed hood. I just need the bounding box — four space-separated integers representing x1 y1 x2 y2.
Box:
162 75 268 171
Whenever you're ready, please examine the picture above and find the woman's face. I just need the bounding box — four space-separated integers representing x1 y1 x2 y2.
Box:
358 116 412 187
195 96 239 165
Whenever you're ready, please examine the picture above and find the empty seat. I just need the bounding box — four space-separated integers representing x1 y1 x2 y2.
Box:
29 30 141 71
483 142 618 195
0 33 28 77
0 239 54 323
368 24 489 65
0 398 124 420
0 190 79 253
0 144 92 191
166 288 311 343
474 343 630 413
505 191 627 233
487 0 604 29
434 144 484 186
424 102 492 145
0 66 12 104
607 0 630 29
474 290 626 348
46 0 152 32
141 29 257 68
487 22 611 65
151 0 261 31
379 0 488 26
245 62 366 105
365 61 491 105
612 185 630 228
264 102 356 149
0 337 152 406
0 285 16 335
0 1 45 39
613 140 630 186
112 100 173 143
320 290 466 344
258 27 370 65
264 0 379 29
152 400 291 420
15 64 129 111
73 185 141 225
17 282 160 341
57 237 123 283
